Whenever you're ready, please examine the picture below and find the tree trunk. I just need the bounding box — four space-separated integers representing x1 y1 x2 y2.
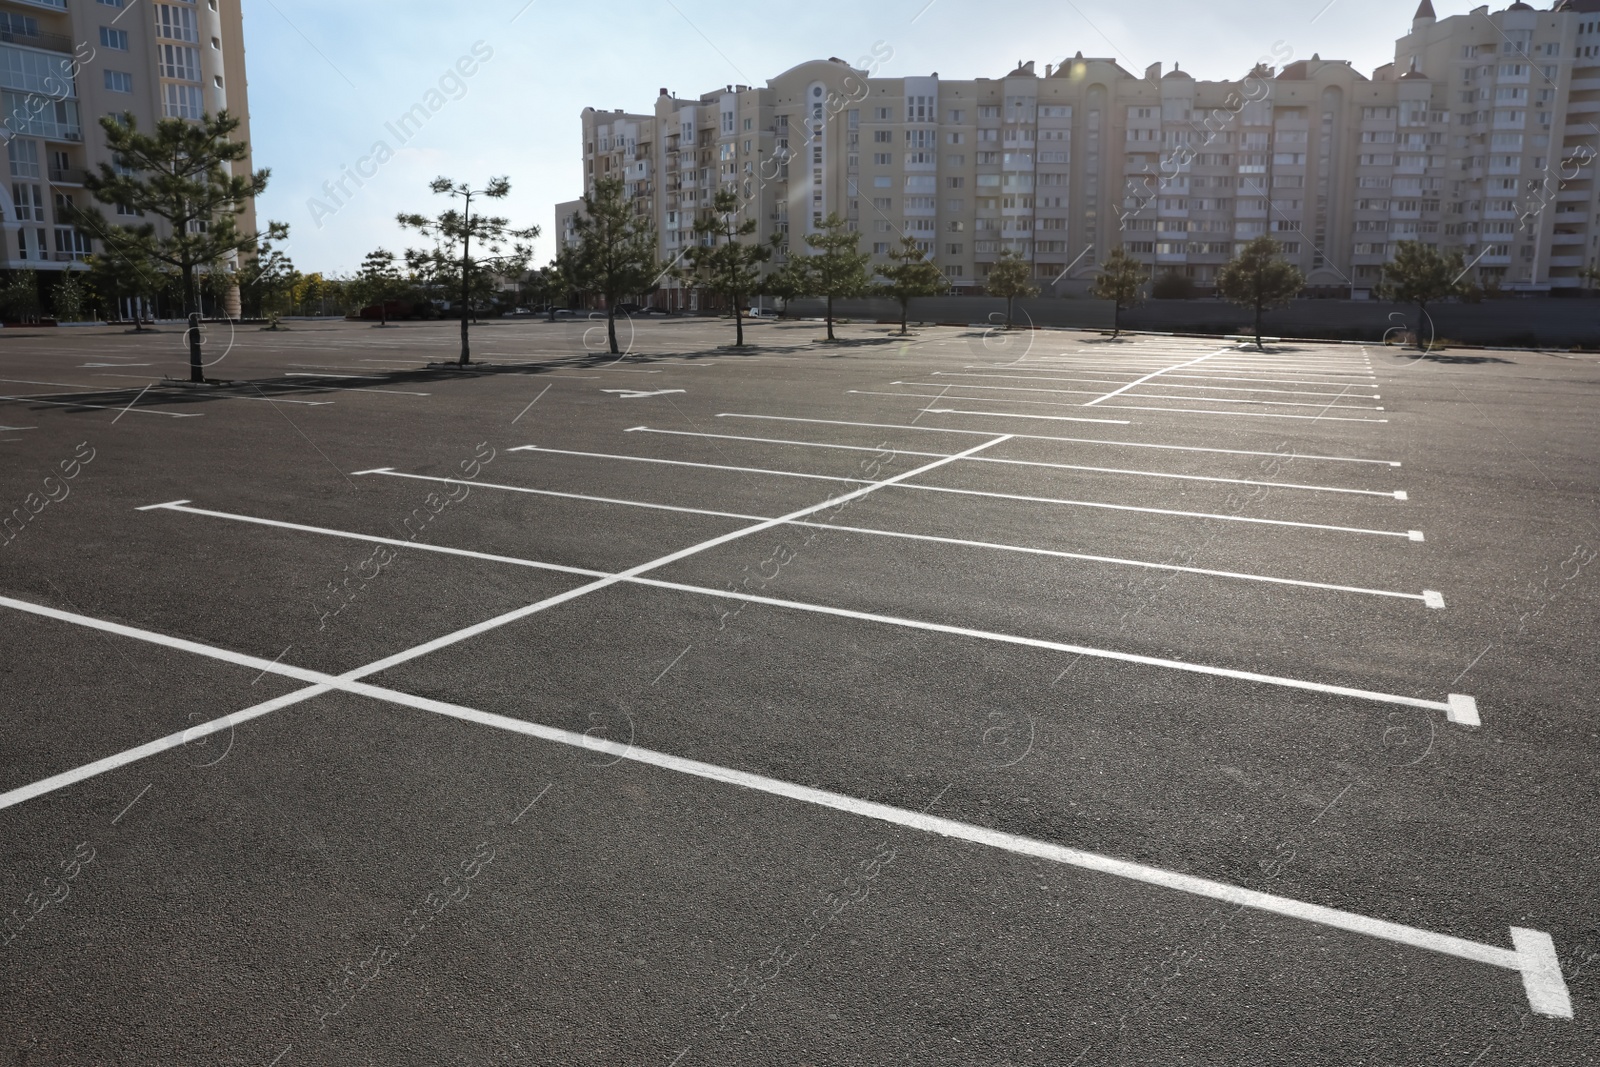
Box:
735 302 745 347
826 294 835 341
459 215 473 366
1006 295 1015 330
1112 301 1120 339
1415 303 1428 352
183 267 202 382
901 300 909 336
1255 300 1265 350
608 306 620 354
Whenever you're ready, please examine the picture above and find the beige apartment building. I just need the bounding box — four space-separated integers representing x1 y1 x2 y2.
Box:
0 0 252 272
565 1 1600 303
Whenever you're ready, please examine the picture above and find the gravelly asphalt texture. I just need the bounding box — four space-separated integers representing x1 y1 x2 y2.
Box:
0 316 1596 1066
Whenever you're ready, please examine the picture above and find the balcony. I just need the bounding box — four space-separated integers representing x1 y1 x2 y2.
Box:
0 27 72 53
7 0 67 11
48 166 86 185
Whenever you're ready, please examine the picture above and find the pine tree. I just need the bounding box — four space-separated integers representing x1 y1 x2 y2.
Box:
66 110 283 381
987 250 1039 330
561 177 664 355
1375 240 1466 352
1215 236 1306 350
797 213 872 342
1089 248 1148 338
688 189 771 348
876 235 948 335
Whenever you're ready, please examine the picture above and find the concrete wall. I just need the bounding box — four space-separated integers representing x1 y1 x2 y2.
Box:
783 296 1600 348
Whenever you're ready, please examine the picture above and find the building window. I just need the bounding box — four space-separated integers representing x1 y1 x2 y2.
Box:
162 82 203 119
159 44 201 81
105 71 134 93
155 3 198 42
99 26 130 50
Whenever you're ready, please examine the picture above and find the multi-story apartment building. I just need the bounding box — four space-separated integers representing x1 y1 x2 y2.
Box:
566 1 1600 302
0 0 251 274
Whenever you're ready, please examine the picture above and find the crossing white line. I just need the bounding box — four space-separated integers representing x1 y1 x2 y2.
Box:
624 428 1407 499
926 405 1389 425
172 497 1450 608
1082 347 1228 406
1074 405 1389 424
848 392 1133 424
507 445 868 485
716 414 1402 467
501 445 1420 538
902 383 1386 412
972 367 1383 389
0 592 1557 1016
0 394 199 418
933 373 1382 399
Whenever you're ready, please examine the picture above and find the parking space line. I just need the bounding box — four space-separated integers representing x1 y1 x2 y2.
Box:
153 498 1446 609
848 392 1133 424
1083 405 1389 424
901 383 1386 412
973 368 1383 389
0 599 1556 1014
625 428 1407 499
137 501 613 578
932 373 1382 399
880 482 1423 540
507 445 869 485
502 445 1418 530
0 395 200 418
717 415 1402 466
1082 348 1231 406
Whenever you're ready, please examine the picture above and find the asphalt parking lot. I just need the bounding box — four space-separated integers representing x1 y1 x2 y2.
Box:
1 315 1596 1065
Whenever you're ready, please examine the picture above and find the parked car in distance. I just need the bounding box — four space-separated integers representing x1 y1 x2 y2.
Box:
747 307 778 319
506 307 534 317
615 302 643 315
551 308 578 319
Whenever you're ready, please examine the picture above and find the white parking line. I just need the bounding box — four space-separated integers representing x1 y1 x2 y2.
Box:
500 445 1419 538
0 395 199 418
973 368 1383 389
932 373 1382 399
160 497 1448 609
0 593 1556 1016
1077 405 1389 424
903 383 1386 412
717 415 1402 466
625 428 1408 499
848 392 1133 424
1083 348 1231 406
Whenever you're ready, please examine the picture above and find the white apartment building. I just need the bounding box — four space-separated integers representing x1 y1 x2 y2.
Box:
567 1 1600 301
0 0 252 271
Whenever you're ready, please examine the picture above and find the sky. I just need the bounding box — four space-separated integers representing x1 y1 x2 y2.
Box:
243 0 1475 275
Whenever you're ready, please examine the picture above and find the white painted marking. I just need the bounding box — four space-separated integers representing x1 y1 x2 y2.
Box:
0 394 198 417
921 407 1136 426
0 425 36 431
1409 531 1426 542
1511 927 1575 1019
890 482 1424 539
718 414 1400 467
1423 591 1446 610
0 598 1543 1012
1090 405 1389 424
1446 694 1481 727
285 372 389 380
509 445 865 485
82 363 152 368
602 388 686 399
992 366 1379 389
627 427 1406 499
931 373 1382 399
855 390 1140 422
270 381 431 397
353 468 767 522
164 495 1440 608
1083 348 1230 405
141 501 611 579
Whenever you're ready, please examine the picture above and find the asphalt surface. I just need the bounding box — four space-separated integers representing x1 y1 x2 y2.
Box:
0 315 1596 1065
